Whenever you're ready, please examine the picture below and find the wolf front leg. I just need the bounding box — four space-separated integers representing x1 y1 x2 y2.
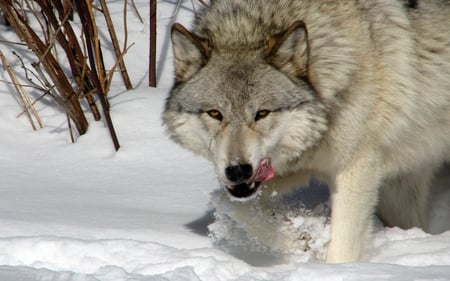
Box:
326 154 382 263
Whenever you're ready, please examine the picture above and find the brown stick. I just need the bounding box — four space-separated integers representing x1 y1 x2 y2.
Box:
99 0 133 90
197 0 209 7
149 0 157 87
0 2 89 134
36 0 101 121
74 0 120 150
62 0 73 21
105 42 135 94
0 49 41 130
31 62 67 109
130 0 144 24
86 0 108 94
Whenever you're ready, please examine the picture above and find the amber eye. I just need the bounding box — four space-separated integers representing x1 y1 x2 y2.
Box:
255 109 270 121
206 109 223 121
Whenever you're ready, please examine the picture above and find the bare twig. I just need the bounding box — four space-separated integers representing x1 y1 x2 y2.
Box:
75 0 120 151
129 0 144 24
198 0 209 7
50 0 101 121
31 62 66 107
0 39 27 46
149 0 157 87
99 0 133 90
0 49 42 130
105 42 135 93
67 112 75 143
0 1 89 134
1 0 129 149
12 50 46 90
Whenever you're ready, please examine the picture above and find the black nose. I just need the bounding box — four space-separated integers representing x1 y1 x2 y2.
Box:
225 164 253 184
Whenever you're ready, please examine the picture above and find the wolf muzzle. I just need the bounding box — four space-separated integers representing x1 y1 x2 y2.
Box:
225 163 258 198
224 159 275 199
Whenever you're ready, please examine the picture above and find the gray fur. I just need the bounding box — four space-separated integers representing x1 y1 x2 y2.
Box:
163 0 450 262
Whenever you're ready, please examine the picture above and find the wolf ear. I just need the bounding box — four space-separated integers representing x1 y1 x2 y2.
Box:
171 23 211 82
265 21 309 78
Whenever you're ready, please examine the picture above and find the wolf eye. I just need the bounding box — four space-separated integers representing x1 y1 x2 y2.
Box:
255 110 270 121
206 109 223 121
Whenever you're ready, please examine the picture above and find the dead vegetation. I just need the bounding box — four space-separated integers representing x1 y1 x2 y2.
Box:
0 0 137 150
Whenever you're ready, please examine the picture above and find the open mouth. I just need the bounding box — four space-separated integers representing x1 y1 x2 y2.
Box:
225 158 274 199
226 181 262 198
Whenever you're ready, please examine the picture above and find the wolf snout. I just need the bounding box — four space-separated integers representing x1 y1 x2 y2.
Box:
225 163 253 184
224 159 275 199
224 163 259 199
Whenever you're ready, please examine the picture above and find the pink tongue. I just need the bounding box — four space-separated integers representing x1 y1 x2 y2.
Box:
246 159 275 184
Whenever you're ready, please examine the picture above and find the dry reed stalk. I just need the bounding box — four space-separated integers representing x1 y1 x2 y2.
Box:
0 49 42 130
99 0 133 90
0 1 89 134
74 0 120 150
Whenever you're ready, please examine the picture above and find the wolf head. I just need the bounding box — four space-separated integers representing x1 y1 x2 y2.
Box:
163 21 328 199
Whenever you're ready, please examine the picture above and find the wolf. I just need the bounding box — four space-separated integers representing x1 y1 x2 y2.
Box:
162 0 450 263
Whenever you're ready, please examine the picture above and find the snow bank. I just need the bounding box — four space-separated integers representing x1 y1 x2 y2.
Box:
0 232 449 281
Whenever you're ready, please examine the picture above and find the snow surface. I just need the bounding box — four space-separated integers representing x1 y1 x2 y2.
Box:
0 1 449 280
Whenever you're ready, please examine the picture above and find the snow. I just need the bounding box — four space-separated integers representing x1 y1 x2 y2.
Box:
0 1 449 280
